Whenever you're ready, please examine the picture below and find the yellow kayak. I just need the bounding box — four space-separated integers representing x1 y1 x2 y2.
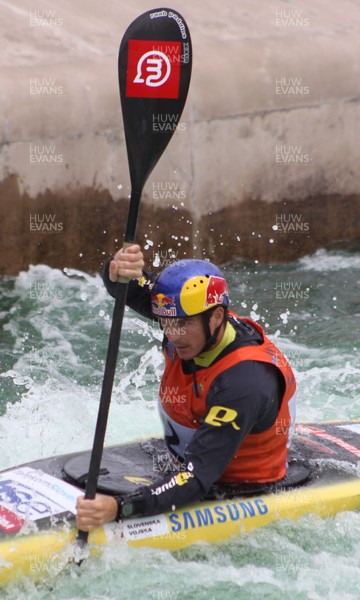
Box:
1 420 359 586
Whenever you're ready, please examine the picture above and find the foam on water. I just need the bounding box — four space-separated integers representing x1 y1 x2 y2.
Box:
0 264 164 469
298 248 360 272
3 512 359 600
0 344 164 469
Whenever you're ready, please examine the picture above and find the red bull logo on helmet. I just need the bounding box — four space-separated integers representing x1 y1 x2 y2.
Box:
152 293 177 317
205 276 228 307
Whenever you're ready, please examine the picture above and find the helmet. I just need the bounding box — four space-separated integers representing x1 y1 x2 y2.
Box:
151 259 229 318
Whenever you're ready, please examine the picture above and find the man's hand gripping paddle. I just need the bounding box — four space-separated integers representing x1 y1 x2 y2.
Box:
76 8 192 548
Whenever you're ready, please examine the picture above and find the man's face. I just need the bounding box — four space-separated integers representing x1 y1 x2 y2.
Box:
159 308 224 360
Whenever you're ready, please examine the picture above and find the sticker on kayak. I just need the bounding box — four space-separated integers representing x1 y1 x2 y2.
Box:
0 467 82 523
126 40 181 98
123 514 169 541
0 505 24 533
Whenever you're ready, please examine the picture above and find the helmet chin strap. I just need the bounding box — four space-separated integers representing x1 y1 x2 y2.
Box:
198 309 227 355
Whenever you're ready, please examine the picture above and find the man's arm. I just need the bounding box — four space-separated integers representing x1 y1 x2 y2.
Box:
102 245 155 320
76 468 204 531
76 361 281 528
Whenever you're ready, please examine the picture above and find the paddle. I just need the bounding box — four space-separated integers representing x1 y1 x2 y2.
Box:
76 8 192 545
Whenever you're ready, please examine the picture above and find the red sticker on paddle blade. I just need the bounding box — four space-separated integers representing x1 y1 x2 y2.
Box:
126 40 181 98
0 505 24 533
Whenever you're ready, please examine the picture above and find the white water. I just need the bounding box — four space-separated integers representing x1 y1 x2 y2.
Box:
0 249 359 598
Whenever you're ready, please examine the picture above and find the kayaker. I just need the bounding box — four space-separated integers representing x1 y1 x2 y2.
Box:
76 244 296 530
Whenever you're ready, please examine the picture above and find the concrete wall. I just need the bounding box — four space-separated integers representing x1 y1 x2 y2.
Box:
1 0 360 274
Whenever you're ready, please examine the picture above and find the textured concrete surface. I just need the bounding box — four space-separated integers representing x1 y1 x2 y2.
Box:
1 0 360 274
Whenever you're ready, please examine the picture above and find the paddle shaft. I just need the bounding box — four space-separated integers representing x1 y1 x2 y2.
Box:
77 191 141 544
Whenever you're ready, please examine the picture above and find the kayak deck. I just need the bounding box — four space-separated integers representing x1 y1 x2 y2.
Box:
0 421 359 586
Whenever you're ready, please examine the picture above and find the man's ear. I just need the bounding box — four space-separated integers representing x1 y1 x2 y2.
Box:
211 306 225 327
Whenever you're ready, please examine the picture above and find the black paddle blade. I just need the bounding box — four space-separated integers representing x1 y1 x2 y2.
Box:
118 8 192 196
